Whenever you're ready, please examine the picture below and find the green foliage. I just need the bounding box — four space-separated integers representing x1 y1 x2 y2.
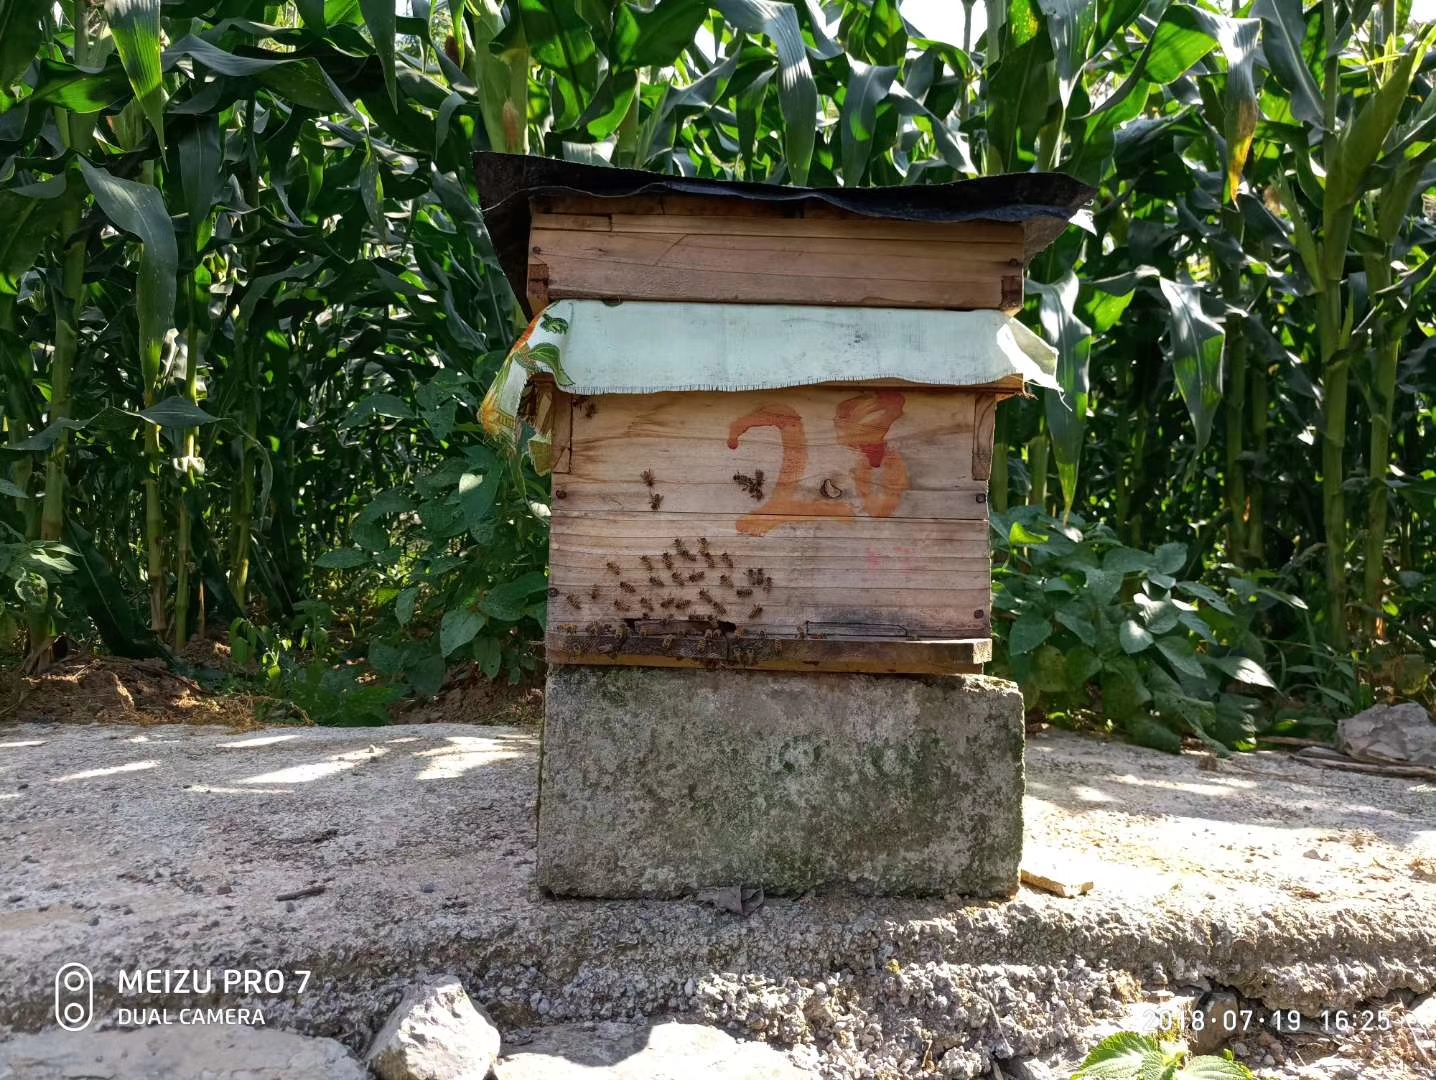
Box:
993 507 1283 750
0 529 76 647
1073 1032 1253 1080
0 0 1431 728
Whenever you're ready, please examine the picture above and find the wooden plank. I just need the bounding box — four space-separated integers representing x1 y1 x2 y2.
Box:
549 510 988 544
532 200 1026 246
607 214 1022 250
564 387 982 523
544 628 991 675
548 509 992 639
526 260 549 311
539 259 1004 310
551 389 573 474
971 395 997 482
529 228 1018 284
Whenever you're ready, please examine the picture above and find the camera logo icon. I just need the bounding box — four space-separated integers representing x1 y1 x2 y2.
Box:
54 963 93 1031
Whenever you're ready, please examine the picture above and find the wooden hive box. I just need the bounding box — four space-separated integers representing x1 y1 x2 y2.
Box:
475 154 1092 676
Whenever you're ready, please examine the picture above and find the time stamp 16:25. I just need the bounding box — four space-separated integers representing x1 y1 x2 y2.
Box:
1137 1006 1401 1037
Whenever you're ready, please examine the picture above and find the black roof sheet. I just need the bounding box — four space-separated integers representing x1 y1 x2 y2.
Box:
473 152 1095 317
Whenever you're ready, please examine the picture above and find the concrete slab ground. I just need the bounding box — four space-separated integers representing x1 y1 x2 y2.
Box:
1 721 1434 1078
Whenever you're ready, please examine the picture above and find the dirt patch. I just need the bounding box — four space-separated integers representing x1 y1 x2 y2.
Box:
391 665 543 726
4 646 542 732
3 654 262 729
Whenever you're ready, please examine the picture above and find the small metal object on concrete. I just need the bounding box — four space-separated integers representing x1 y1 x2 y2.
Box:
1020 846 1096 898
538 666 1024 898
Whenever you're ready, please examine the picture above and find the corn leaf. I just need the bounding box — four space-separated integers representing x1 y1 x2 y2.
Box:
1032 271 1093 516
712 0 817 184
1036 0 1097 107
0 0 46 90
1326 29 1433 211
840 59 897 184
105 0 166 149
358 0 398 107
77 158 177 395
1253 0 1324 129
1159 277 1225 454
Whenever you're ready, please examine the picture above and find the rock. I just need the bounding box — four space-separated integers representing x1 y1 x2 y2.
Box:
1190 992 1240 1055
1409 993 1436 1051
491 1020 817 1079
0 1025 366 1080
1003 1059 1058 1080
366 975 501 1080
1337 702 1436 765
539 667 1024 898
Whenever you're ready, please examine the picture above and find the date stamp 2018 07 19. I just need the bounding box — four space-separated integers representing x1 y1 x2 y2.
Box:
1133 1004 1407 1039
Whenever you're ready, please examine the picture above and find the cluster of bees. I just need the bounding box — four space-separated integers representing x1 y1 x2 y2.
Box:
547 469 785 661
732 470 765 501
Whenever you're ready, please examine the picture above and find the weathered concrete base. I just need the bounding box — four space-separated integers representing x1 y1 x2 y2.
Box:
538 667 1025 898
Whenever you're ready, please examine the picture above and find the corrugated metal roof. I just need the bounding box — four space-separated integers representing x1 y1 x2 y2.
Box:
473 152 1095 317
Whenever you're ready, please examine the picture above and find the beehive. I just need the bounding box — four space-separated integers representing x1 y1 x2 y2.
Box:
476 154 1092 676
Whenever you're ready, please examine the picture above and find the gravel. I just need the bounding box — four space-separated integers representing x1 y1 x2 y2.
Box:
1 721 1433 1078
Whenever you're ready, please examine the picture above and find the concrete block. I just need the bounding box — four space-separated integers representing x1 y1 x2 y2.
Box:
537 666 1024 898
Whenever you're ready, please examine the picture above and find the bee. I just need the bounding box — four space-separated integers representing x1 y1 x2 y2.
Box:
619 581 636 593
661 635 675 649
698 537 710 553
583 401 597 418
639 597 654 612
649 493 663 511
613 599 632 612
698 588 714 603
559 623 578 633
548 586 559 597
661 552 674 570
735 587 753 598
719 574 733 588
671 571 686 586
746 568 764 585
659 597 675 609
640 555 655 570
641 469 655 487
554 487 568 500
674 599 692 611
710 600 728 616
673 539 693 559
688 571 705 583
748 606 763 619
606 561 622 575
704 627 720 640
721 553 733 568
565 594 583 610
733 471 765 500
589 584 600 601
702 552 715 567
763 575 773 593
648 575 666 588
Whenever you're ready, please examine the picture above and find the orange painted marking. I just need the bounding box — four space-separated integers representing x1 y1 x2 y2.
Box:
728 404 855 536
835 391 910 519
